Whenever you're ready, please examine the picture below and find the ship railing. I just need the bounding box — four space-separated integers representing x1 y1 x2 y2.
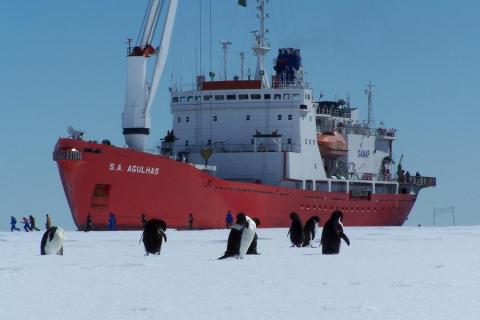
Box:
169 82 196 93
347 172 436 186
347 172 399 183
271 79 310 89
316 108 352 118
317 124 397 137
179 143 302 154
398 175 436 187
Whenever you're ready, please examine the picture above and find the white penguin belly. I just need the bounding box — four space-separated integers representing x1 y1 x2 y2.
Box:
238 216 256 258
44 228 65 255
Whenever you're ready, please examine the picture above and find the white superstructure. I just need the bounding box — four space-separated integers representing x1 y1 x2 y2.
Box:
159 0 402 193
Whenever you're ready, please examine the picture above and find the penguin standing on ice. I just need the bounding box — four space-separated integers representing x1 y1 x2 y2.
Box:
246 217 260 255
40 227 65 255
287 212 303 247
302 216 320 247
218 213 256 259
320 210 350 254
141 219 167 255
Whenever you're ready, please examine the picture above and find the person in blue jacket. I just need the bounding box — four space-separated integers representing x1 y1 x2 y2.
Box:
225 210 234 228
108 213 117 231
10 216 20 231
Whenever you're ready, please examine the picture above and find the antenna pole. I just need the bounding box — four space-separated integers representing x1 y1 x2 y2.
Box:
239 51 245 80
252 0 270 87
366 81 375 130
220 41 232 80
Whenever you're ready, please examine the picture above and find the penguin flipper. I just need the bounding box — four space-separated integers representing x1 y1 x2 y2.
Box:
340 233 350 246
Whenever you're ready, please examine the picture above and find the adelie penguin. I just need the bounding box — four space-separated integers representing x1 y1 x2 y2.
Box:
320 210 350 254
141 219 167 255
246 217 260 255
287 212 303 247
302 215 320 247
40 227 65 255
218 213 256 259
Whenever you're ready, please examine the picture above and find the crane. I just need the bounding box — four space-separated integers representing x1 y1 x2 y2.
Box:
122 0 179 151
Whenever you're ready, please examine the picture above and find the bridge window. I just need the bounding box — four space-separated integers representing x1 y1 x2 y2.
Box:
226 94 236 100
274 94 281 100
180 96 186 102
239 94 249 100
288 114 292 120
277 114 282 120
292 94 300 101
264 94 271 99
215 95 224 100
186 116 190 123
246 114 250 121
283 94 290 100
187 96 193 102
195 96 201 101
213 116 218 122
203 95 213 101
251 94 261 99
172 97 179 103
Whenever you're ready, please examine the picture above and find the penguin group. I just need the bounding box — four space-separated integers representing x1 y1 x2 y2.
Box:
37 210 350 258
288 210 350 253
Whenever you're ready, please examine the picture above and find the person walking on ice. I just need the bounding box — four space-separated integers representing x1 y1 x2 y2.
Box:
21 217 30 232
10 216 20 231
29 215 40 231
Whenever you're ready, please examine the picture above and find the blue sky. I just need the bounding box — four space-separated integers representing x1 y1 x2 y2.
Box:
1 0 479 230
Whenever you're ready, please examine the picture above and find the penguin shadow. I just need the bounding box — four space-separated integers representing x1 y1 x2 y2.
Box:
301 252 322 256
208 239 228 243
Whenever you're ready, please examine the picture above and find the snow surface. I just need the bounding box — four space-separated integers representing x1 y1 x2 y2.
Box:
1 227 480 320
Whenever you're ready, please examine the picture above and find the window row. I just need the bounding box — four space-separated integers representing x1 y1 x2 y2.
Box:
183 138 295 146
172 93 302 103
177 114 294 123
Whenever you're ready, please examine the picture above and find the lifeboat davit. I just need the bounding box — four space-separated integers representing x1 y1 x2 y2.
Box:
317 131 348 158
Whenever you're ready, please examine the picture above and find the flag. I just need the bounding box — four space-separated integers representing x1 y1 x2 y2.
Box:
238 0 247 7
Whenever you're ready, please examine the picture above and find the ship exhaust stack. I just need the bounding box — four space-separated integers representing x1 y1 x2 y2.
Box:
122 0 178 151
273 48 302 86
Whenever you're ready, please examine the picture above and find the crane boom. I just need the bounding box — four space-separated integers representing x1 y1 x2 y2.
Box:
122 0 178 151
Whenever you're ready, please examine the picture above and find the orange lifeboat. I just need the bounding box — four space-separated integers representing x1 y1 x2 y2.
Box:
317 131 348 158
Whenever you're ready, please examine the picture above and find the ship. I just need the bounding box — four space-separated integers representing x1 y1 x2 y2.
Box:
54 0 436 230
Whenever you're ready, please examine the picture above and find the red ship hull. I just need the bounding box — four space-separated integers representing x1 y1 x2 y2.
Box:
54 138 416 230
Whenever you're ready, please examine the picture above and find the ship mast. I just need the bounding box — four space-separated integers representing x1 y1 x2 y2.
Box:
220 40 232 80
122 0 179 151
365 81 375 131
252 0 270 88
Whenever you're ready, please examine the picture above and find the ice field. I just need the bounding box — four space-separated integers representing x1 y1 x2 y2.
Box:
1 227 480 320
